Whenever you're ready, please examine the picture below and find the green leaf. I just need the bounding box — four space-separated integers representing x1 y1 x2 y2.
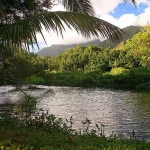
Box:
0 11 124 51
61 0 95 16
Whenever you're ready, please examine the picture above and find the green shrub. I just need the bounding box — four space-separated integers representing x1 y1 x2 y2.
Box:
32 67 150 90
24 76 45 85
124 68 150 89
101 73 115 87
17 94 37 116
109 67 129 76
136 81 150 90
80 73 100 87
44 71 103 87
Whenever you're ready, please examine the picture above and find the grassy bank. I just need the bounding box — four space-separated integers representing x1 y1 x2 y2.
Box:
0 112 150 150
0 88 150 150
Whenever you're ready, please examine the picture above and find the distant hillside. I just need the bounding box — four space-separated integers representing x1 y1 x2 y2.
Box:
114 26 143 50
37 26 142 57
97 26 143 49
36 39 100 57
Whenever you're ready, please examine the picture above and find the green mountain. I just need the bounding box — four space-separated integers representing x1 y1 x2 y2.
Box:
97 26 143 49
37 26 142 57
36 39 100 57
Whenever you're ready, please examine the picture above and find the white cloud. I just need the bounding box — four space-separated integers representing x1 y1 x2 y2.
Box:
91 0 120 16
36 0 150 49
56 29 98 45
137 9 150 25
100 1 150 28
100 14 139 28
92 0 150 16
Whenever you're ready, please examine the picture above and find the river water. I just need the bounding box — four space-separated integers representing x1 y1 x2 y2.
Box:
1 85 150 141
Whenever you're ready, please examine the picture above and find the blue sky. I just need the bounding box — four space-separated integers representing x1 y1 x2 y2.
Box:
110 3 147 18
36 0 150 50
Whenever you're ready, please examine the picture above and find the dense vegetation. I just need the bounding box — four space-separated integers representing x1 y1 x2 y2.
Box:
0 26 149 89
1 26 150 90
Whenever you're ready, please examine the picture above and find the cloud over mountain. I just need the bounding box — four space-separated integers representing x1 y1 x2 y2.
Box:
36 0 150 50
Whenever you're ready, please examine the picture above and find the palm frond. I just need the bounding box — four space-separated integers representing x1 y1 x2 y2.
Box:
0 11 124 51
61 0 95 16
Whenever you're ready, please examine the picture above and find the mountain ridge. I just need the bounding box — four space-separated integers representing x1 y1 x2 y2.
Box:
36 26 143 57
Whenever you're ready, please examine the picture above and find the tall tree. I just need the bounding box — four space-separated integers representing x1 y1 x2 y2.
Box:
0 0 136 51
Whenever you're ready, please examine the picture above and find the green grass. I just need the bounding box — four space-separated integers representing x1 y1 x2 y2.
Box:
0 112 150 150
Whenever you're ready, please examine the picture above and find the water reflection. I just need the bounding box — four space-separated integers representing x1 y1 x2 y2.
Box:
0 86 150 141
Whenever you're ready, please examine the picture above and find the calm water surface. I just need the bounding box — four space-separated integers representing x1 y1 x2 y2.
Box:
1 85 150 141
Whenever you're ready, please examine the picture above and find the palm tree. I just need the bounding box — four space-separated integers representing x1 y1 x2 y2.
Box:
0 0 136 51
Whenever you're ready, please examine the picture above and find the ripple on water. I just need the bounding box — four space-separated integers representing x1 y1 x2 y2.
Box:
0 85 150 142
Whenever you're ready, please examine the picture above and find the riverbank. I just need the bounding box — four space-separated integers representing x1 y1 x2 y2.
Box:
20 67 150 91
1 86 150 149
1 67 150 91
1 111 150 150
1 85 150 141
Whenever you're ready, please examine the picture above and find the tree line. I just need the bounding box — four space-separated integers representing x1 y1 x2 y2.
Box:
0 26 150 89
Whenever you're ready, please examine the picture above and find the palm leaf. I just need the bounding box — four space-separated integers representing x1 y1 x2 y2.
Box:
60 0 95 16
0 11 125 51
